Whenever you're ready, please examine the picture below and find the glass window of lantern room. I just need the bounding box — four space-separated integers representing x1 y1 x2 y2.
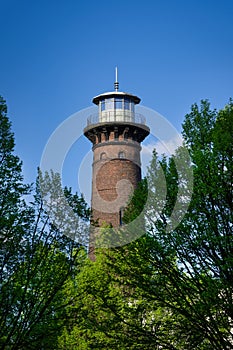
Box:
130 101 135 112
115 98 123 109
124 98 130 110
105 98 114 110
101 100 105 111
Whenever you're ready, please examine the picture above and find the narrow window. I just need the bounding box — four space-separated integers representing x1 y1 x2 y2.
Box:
105 98 114 110
119 207 124 226
124 98 130 110
115 98 123 109
100 152 106 160
130 101 135 112
101 100 105 111
118 151 125 158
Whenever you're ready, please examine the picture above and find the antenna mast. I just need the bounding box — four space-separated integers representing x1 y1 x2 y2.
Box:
114 66 119 91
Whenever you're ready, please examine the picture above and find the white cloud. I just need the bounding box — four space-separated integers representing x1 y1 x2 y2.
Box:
141 134 183 175
142 134 183 156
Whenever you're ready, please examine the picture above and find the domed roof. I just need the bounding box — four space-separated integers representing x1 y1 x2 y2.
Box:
92 91 141 105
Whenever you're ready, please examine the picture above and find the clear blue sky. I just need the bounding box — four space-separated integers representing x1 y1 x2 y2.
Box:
1 0 233 202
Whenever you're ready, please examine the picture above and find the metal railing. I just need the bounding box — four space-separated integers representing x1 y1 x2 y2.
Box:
86 111 146 126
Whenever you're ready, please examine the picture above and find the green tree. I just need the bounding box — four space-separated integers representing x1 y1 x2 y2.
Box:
58 246 183 350
59 100 233 349
122 100 233 349
0 96 89 349
0 96 31 283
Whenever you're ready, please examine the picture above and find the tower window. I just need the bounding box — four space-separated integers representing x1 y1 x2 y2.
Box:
124 98 130 110
105 98 114 110
119 207 124 226
118 151 125 159
100 152 106 160
130 102 135 112
101 100 105 111
115 98 123 109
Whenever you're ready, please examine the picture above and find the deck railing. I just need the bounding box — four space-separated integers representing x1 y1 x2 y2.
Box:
86 111 146 126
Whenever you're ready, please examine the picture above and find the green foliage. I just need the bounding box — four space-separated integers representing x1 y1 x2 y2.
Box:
1 94 232 349
123 178 148 224
58 248 174 349
60 99 233 349
38 169 90 246
0 96 89 349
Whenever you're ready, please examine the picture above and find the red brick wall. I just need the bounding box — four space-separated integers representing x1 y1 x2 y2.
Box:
93 159 141 227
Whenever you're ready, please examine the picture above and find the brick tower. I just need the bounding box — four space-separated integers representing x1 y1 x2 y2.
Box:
84 69 149 259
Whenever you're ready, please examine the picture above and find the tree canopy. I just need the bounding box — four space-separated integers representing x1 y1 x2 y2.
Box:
0 96 232 349
58 100 233 349
0 96 89 349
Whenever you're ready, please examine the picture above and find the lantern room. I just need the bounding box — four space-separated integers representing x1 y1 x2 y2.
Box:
92 91 141 123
